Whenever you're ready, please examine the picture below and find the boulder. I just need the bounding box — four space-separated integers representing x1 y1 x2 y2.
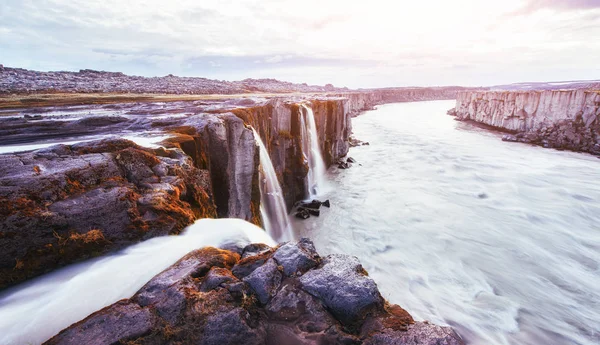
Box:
243 258 282 304
273 238 320 276
295 209 311 219
299 254 384 328
298 206 320 216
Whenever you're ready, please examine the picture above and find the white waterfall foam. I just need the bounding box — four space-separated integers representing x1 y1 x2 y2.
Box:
299 103 328 198
252 128 293 242
0 219 275 345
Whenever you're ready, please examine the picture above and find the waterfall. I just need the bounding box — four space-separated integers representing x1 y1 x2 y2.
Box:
299 103 328 199
0 219 275 345
252 128 293 242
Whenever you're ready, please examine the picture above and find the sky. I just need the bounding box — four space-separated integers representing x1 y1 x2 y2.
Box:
1 0 599 88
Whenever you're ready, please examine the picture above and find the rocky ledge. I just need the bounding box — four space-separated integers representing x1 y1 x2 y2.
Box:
450 90 600 155
45 238 463 345
0 139 216 288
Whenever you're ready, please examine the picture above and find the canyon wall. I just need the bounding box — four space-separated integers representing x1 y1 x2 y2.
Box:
228 98 351 208
333 87 477 117
451 90 600 155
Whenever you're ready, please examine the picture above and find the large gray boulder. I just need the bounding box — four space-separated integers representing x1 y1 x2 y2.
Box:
273 237 320 276
299 254 384 328
243 258 282 304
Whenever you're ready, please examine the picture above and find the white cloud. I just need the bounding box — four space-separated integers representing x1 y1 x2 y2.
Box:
264 55 284 63
0 0 599 87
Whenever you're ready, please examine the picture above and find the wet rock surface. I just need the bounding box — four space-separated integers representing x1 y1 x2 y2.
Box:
0 138 216 288
293 199 330 220
453 90 600 155
45 239 464 345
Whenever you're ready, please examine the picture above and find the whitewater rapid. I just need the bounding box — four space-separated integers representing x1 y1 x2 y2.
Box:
295 101 600 345
0 219 275 345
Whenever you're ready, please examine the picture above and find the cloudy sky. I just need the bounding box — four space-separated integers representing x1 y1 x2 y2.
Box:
1 0 599 88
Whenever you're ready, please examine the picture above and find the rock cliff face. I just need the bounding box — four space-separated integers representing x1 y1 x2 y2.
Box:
226 98 351 208
157 97 352 218
451 90 600 155
0 139 216 289
45 239 464 345
334 87 478 117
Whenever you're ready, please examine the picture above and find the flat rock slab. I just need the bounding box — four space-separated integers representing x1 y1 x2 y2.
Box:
44 301 157 345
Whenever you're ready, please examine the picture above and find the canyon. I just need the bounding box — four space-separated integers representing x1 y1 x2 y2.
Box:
3 65 598 344
0 86 468 289
0 86 468 344
449 90 600 155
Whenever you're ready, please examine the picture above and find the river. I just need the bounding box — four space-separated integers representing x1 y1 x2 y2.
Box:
293 100 600 345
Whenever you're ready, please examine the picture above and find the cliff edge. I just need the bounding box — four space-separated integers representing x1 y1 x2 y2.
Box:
450 90 600 155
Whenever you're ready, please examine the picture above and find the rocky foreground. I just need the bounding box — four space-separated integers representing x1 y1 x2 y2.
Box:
449 90 600 155
45 238 463 345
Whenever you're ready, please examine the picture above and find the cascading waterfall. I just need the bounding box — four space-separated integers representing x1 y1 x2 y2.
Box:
252 128 293 242
299 103 328 198
0 219 275 345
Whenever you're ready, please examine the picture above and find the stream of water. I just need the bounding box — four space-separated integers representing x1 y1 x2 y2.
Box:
253 128 293 242
294 100 600 345
0 219 275 345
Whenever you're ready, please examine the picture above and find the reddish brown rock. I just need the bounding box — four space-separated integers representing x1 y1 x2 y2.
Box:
0 139 216 289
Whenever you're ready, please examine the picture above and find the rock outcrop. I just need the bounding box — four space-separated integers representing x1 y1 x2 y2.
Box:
452 90 600 155
226 98 352 208
45 239 464 345
0 139 216 288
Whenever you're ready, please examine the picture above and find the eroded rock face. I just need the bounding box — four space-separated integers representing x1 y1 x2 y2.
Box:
182 113 260 222
453 90 600 155
0 139 216 288
45 239 464 345
231 98 353 208
333 87 476 118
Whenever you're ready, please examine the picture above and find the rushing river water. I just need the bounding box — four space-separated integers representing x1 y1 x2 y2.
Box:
294 101 600 345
